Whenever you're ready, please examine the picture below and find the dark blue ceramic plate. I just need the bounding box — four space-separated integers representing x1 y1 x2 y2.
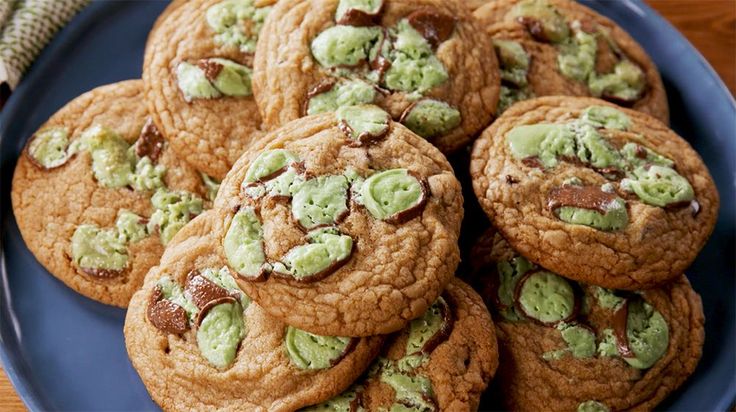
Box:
0 0 733 410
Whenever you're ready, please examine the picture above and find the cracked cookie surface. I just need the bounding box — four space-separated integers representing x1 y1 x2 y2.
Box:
11 80 207 307
124 211 384 412
474 0 668 121
470 96 718 290
143 0 271 179
469 229 704 412
253 0 500 153
215 111 463 337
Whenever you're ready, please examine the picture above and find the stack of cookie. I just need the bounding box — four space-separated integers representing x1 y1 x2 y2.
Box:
9 0 719 411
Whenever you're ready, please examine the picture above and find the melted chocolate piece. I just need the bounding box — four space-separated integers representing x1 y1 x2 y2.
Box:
521 156 544 169
338 119 390 147
505 175 520 184
306 78 337 99
383 172 430 224
635 145 648 159
80 267 123 278
197 59 224 82
516 17 550 43
337 6 383 26
595 35 618 74
547 184 619 215
185 270 232 309
512 269 581 326
594 166 624 180
196 296 239 326
135 118 165 163
407 8 455 48
147 287 190 334
612 300 635 358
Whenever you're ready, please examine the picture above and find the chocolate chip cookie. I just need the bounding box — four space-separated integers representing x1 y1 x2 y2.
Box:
11 80 208 307
143 0 272 179
470 96 718 290
303 278 498 411
470 229 704 411
474 0 669 121
214 107 463 337
125 210 384 411
253 0 500 153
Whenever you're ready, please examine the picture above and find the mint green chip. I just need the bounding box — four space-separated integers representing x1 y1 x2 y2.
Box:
291 175 350 229
224 206 266 278
557 29 596 82
176 62 221 101
555 196 629 231
209 58 253 97
494 39 530 88
336 0 382 21
406 297 449 356
621 165 694 207
518 271 575 324
380 368 435 411
336 104 390 141
311 25 383 68
581 105 631 130
589 60 645 102
496 256 535 321
559 323 596 358
244 149 299 183
273 228 353 280
624 300 669 369
28 127 71 168
302 385 362 411
206 0 270 53
197 300 246 369
157 276 198 322
130 155 166 192
572 122 624 169
307 79 377 115
401 99 460 139
71 224 128 273
506 123 575 168
115 210 148 243
79 125 135 188
200 266 251 308
620 143 674 169
577 401 610 412
147 189 204 245
509 0 570 43
360 169 425 221
285 326 352 370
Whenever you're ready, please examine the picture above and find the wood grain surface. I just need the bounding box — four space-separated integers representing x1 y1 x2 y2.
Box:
0 1 733 410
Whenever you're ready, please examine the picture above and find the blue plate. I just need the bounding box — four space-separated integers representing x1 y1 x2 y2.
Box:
0 0 733 410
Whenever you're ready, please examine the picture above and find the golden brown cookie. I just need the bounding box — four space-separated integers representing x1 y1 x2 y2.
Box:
253 0 500 153
214 108 463 337
303 278 499 411
470 96 718 290
11 80 208 307
125 211 384 411
143 0 271 179
469 229 704 412
474 0 669 121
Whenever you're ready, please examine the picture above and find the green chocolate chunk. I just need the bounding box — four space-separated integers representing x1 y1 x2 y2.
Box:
620 143 674 169
206 0 270 53
620 165 694 207
571 122 624 169
577 400 610 412
209 58 253 97
71 224 128 274
593 287 625 310
581 105 631 130
401 99 461 139
130 156 166 192
381 368 435 411
224 206 266 278
200 266 251 308
559 323 596 358
509 0 570 43
176 62 222 101
264 164 305 197
201 173 221 201
494 39 530 88
557 28 596 82
555 197 629 231
302 386 363 412
359 169 425 221
197 300 246 369
115 210 148 243
291 175 350 229
336 104 390 142
157 276 199 321
273 228 353 280
307 79 377 115
148 189 204 245
383 20 448 93
311 25 383 68
597 328 619 357
79 125 134 188
27 127 71 168
406 297 449 356
498 84 535 114
336 0 382 22
244 149 299 183
624 300 669 369
517 271 575 324
285 326 352 370
589 60 645 102
496 256 535 321
506 123 575 168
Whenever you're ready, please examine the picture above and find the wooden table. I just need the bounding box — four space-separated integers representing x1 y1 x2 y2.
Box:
0 1 734 410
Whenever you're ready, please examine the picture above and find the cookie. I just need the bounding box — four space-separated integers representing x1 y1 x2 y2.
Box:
252 0 500 153
214 107 463 337
469 229 704 411
143 0 274 179
304 278 498 411
125 210 384 411
11 80 208 307
474 0 668 121
470 96 718 290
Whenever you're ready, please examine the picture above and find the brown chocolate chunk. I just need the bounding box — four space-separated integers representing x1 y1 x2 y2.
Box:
337 7 382 27
595 35 619 74
337 119 390 147
505 175 520 184
197 59 224 82
80 267 123 278
613 299 635 358
306 78 337 99
521 156 544 169
516 17 548 43
185 270 231 309
135 118 165 163
147 287 190 334
547 184 619 215
196 296 239 326
407 8 455 48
